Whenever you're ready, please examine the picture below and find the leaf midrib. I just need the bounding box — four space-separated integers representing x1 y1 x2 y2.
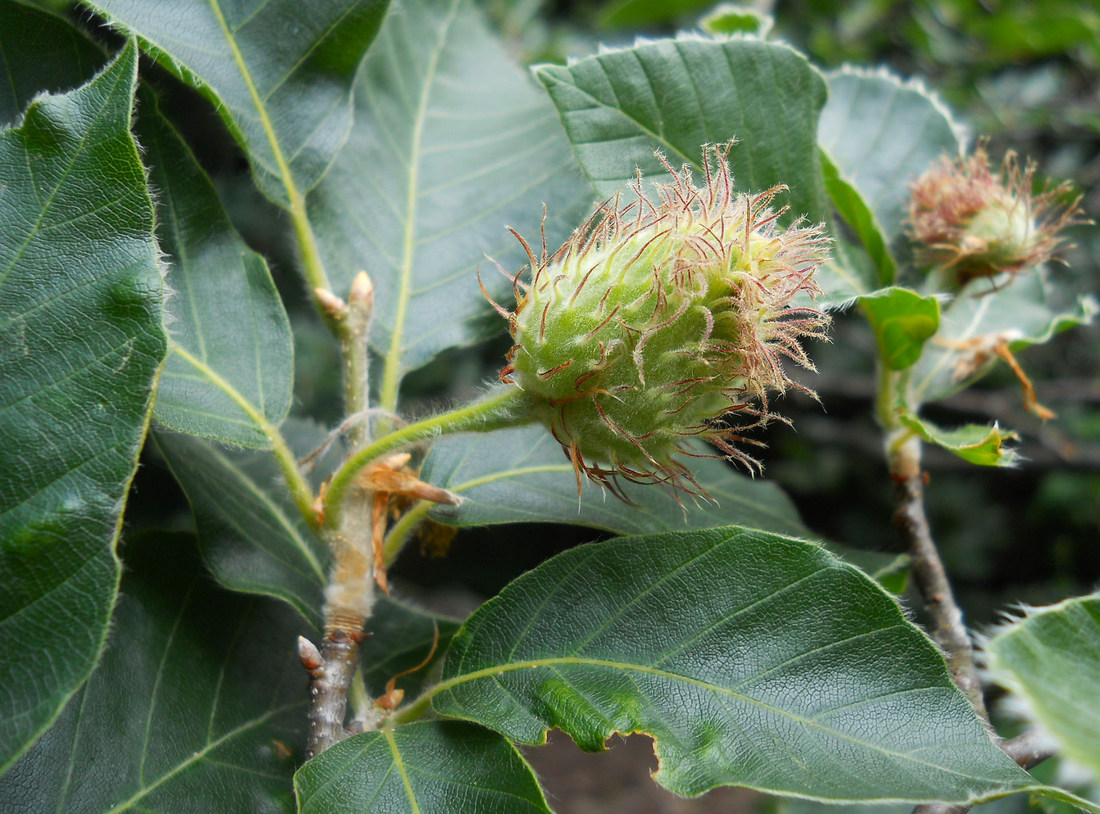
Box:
207 0 297 204
384 730 422 814
378 0 463 412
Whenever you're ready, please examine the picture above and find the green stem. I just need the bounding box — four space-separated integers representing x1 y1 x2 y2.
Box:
383 501 432 566
874 359 902 430
323 386 533 529
289 193 330 296
872 358 988 720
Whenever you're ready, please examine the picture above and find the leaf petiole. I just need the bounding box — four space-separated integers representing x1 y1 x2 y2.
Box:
322 386 534 529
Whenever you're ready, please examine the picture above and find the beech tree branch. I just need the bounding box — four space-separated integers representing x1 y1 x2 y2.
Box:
890 436 988 721
1000 727 1058 770
300 272 380 761
300 613 368 760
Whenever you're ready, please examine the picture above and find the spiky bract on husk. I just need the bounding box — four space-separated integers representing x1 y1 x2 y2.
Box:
909 146 1083 289
493 145 830 497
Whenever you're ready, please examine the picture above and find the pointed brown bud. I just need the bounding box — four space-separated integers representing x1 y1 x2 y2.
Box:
298 636 324 673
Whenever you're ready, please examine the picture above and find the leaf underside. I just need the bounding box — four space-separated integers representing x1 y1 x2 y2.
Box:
309 0 591 403
988 594 1100 781
913 273 1096 404
0 532 309 812
140 96 294 448
417 425 907 586
819 69 961 253
83 0 392 206
154 430 327 628
422 425 812 537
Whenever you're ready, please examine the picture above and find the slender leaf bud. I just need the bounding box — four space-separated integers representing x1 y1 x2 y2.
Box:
495 144 830 496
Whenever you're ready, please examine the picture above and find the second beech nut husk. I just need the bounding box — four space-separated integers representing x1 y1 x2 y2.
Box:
908 145 1083 289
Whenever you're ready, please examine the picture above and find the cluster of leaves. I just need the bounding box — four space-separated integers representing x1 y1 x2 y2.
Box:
0 0 1096 811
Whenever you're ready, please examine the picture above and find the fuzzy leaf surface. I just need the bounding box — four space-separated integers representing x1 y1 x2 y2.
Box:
422 425 810 536
536 36 828 226
912 274 1096 403
860 287 941 371
309 0 590 406
0 532 307 812
819 69 961 265
899 414 1020 467
412 424 906 586
140 99 293 447
0 0 106 126
433 527 1034 803
294 721 550 813
82 0 390 205
154 431 326 627
0 41 165 772
987 594 1100 780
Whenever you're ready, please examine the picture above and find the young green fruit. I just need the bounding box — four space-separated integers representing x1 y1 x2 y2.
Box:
494 145 830 496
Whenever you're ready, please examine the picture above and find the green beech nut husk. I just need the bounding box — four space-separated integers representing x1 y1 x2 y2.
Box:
908 145 1082 289
493 145 831 496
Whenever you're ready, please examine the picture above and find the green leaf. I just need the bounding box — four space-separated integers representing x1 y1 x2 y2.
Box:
0 0 107 126
987 594 1100 782
821 150 897 287
899 413 1020 467
912 274 1097 403
819 68 962 257
154 431 326 627
432 527 1033 804
0 532 307 811
138 96 294 448
408 424 906 588
700 4 774 36
360 596 460 701
294 721 551 813
82 0 391 206
859 287 941 371
536 36 829 228
597 0 715 28
420 425 811 537
309 0 590 408
0 41 165 772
